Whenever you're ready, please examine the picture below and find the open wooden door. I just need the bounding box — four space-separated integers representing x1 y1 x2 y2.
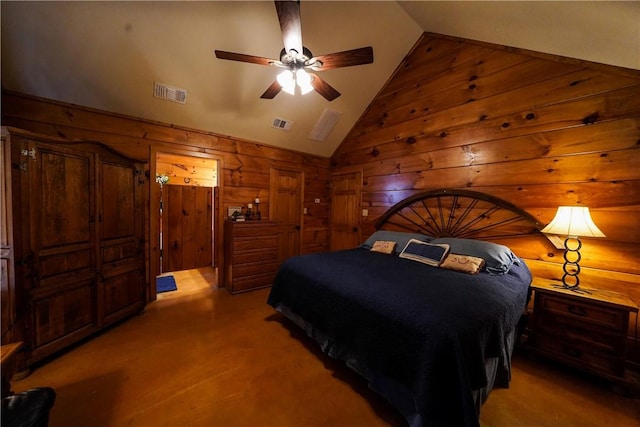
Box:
162 185 213 272
150 149 221 293
330 171 362 251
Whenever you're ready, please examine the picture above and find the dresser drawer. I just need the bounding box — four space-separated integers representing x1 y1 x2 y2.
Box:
534 334 625 377
233 248 278 265
230 271 277 293
233 235 278 251
536 293 626 330
232 261 279 279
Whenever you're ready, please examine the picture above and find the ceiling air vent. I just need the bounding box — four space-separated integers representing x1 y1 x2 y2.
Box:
153 82 187 104
308 108 342 141
272 117 293 131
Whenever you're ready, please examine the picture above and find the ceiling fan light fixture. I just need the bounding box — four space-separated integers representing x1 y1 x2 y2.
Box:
215 1 374 101
277 69 296 95
296 69 314 95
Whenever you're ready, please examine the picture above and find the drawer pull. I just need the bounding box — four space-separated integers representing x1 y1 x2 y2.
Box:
568 305 587 317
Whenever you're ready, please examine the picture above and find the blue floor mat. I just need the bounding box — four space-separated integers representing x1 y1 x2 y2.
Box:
156 275 177 293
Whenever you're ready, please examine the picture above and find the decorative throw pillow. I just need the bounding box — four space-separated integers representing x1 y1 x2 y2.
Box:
370 240 397 254
430 237 518 275
440 253 485 274
360 230 432 255
399 239 450 266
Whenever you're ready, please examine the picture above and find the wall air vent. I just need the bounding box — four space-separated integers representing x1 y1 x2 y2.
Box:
308 108 342 141
153 82 187 104
272 117 293 131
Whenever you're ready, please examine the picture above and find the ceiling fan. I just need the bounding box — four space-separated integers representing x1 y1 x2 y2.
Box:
214 0 374 101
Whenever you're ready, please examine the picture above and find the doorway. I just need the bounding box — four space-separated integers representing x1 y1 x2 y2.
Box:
160 184 212 272
150 149 223 301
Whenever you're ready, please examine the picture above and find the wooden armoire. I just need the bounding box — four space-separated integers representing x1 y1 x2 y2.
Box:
1 127 146 369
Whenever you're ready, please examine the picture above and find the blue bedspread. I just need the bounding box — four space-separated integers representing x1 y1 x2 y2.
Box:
267 248 532 427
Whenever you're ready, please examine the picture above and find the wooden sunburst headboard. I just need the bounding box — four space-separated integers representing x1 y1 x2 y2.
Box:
375 189 542 240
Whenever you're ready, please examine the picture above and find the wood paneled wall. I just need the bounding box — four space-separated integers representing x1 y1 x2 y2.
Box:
2 32 639 327
1 92 331 259
156 152 217 188
333 33 640 309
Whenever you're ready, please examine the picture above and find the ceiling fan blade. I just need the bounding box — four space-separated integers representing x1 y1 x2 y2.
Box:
275 1 303 56
260 81 283 99
311 47 374 70
311 74 341 101
215 50 276 66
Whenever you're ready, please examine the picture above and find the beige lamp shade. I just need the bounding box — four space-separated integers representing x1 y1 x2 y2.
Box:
541 206 605 238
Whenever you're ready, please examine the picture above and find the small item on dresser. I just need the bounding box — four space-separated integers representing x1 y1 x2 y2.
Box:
440 253 485 274
254 198 261 220
228 206 242 221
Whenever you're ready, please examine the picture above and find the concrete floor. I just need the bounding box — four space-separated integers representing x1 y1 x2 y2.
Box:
11 267 640 426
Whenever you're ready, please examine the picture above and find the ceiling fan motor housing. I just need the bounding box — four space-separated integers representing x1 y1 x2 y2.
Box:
279 47 321 70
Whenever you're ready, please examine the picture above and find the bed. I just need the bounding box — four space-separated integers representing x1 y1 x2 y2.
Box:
267 189 541 427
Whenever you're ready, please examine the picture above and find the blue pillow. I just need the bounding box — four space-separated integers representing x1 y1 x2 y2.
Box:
360 230 432 255
429 237 518 275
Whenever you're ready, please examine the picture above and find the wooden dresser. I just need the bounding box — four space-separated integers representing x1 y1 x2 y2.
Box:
223 221 294 294
529 278 639 384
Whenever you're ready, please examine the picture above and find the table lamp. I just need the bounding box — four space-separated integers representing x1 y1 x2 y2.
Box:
541 206 605 293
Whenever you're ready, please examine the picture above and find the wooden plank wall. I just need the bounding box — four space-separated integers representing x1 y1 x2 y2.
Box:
1 92 331 258
332 33 640 352
156 152 217 188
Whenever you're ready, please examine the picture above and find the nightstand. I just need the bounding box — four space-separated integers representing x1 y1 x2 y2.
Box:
529 278 639 384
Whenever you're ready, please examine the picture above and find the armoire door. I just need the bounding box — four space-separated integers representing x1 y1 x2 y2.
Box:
14 138 99 364
98 156 145 323
1 131 16 344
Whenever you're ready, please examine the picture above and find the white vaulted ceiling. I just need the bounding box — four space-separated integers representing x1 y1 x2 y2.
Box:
2 1 638 157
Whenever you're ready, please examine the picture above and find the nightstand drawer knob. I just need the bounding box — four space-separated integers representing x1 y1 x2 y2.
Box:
568 304 587 317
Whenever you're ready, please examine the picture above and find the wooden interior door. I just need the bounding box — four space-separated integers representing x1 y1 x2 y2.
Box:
330 171 362 251
162 185 213 272
269 168 302 260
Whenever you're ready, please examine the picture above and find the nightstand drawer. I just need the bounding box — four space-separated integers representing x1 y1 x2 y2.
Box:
535 315 624 355
537 293 626 330
534 334 624 377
